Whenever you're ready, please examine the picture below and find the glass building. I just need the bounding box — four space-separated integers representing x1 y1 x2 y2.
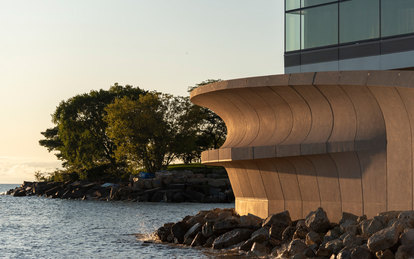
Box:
285 0 414 73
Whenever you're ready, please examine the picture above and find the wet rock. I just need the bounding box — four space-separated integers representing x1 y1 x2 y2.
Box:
250 227 269 243
375 249 395 259
12 189 26 197
367 223 404 253
156 223 174 242
306 230 322 246
262 210 292 228
395 245 414 259
171 221 189 244
306 208 331 233
212 228 253 249
190 232 206 247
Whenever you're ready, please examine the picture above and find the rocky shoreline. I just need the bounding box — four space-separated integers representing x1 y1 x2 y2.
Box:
5 169 234 203
154 207 414 258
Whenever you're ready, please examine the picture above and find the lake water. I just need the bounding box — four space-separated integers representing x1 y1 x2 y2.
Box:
0 184 234 258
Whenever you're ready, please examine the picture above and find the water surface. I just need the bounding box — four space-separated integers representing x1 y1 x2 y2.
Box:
0 184 234 258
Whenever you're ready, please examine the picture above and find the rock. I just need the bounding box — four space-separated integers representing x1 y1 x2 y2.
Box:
376 249 395 259
379 211 401 224
213 217 239 234
212 228 253 249
306 230 322 246
316 246 333 257
250 227 269 243
306 207 331 233
156 223 173 242
340 212 359 225
367 223 404 253
351 245 373 259
171 221 189 244
324 226 342 243
323 238 344 254
202 221 214 238
250 242 269 257
263 210 292 228
239 239 254 251
239 214 262 229
395 245 414 259
186 211 208 226
337 249 352 259
208 179 227 188
204 235 216 248
269 223 289 241
400 228 414 246
190 232 206 247
12 189 26 197
184 223 202 242
293 225 309 240
287 239 308 256
282 226 296 241
361 216 386 237
397 211 414 228
151 191 164 202
342 233 364 248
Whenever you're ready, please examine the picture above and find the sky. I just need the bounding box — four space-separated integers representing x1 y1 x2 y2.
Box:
0 0 284 183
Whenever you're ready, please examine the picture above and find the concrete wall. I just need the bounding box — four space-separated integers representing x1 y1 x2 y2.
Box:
190 71 414 222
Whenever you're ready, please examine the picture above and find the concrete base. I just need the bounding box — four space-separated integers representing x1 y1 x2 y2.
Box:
190 71 414 222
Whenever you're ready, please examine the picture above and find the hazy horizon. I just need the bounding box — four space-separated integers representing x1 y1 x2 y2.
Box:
0 0 284 183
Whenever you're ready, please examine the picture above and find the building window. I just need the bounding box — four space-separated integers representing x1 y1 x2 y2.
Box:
286 11 301 51
301 0 336 8
286 0 300 11
301 4 338 49
382 0 414 37
340 0 379 44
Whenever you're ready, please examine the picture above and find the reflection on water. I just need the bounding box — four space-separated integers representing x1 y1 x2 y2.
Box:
0 184 234 258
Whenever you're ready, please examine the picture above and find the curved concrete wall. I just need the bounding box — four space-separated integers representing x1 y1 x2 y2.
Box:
190 71 414 221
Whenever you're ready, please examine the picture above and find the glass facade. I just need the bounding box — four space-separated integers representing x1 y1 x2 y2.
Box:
382 0 414 37
301 4 338 49
285 0 414 52
340 0 379 43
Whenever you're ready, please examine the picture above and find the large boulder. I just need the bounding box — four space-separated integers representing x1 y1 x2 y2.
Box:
360 216 387 237
262 210 292 228
183 223 202 243
171 221 189 244
305 208 330 233
213 217 240 234
212 228 253 249
367 223 404 253
395 245 414 259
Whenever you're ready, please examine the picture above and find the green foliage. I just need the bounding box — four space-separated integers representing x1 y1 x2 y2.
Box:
39 84 145 169
38 80 227 181
105 92 176 173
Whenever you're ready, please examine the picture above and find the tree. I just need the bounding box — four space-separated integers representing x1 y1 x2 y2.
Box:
105 92 177 173
39 84 146 170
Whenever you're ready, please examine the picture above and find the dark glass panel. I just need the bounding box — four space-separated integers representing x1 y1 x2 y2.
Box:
340 0 379 43
382 0 414 37
301 4 338 49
